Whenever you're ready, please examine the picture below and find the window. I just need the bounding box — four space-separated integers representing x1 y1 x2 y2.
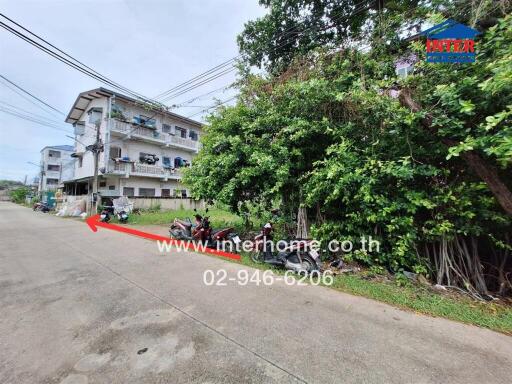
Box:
47 164 60 171
162 156 171 168
110 146 122 159
161 188 170 197
88 108 103 124
133 115 156 128
175 126 187 138
46 178 59 185
108 185 115 190
99 181 107 188
189 130 198 141
181 189 187 198
174 157 182 168
75 122 85 135
139 188 155 197
123 187 134 197
78 157 83 168
162 124 172 134
48 150 61 158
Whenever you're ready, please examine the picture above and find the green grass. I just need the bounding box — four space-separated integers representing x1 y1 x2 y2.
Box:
127 207 246 231
130 208 512 335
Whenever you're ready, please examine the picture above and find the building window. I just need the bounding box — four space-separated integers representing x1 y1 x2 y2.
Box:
161 188 170 197
175 126 187 138
108 185 115 190
88 108 103 124
189 130 198 141
123 187 134 196
162 124 172 134
47 164 60 171
99 181 107 188
48 150 61 158
46 178 59 185
139 188 155 197
162 156 171 168
110 146 122 159
181 189 187 198
78 157 83 168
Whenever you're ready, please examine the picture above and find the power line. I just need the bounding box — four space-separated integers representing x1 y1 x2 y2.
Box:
0 106 72 133
0 99 66 125
186 96 238 119
0 74 65 115
0 13 162 108
159 67 237 103
153 0 374 103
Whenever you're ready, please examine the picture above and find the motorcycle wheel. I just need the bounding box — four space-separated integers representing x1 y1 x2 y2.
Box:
300 255 318 274
249 250 265 264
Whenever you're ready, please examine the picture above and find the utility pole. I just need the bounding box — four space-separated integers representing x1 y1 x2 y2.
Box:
89 121 103 215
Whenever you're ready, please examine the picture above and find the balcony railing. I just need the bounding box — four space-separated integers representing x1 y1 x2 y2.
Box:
110 119 199 151
106 160 182 179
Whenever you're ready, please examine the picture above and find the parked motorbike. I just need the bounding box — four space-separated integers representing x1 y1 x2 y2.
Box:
33 201 50 212
169 209 211 244
100 207 112 223
169 208 240 248
250 221 321 274
101 205 129 223
209 226 240 250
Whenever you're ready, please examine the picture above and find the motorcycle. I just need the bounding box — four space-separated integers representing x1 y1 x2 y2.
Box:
169 209 211 244
100 205 129 223
169 208 240 248
250 221 322 274
33 201 50 212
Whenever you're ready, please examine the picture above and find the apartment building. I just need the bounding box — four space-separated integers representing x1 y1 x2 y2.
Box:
63 88 202 199
38 145 75 193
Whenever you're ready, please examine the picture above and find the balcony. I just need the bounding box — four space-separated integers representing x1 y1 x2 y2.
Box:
106 160 182 180
110 119 199 152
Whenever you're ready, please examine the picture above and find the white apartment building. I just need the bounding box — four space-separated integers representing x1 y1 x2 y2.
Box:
38 145 75 193
63 88 202 199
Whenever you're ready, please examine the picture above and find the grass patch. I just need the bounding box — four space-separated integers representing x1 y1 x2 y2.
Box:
128 207 246 232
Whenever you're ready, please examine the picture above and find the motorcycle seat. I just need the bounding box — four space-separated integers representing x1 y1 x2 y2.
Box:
175 219 192 228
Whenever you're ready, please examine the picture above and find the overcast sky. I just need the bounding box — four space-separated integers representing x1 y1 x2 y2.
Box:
0 0 266 182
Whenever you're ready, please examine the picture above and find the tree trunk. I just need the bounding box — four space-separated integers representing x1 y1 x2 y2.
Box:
399 89 512 217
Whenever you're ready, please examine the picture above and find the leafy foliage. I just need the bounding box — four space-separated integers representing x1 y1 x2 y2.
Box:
186 5 512 293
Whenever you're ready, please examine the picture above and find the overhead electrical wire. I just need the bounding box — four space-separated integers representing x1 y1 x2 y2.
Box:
186 96 238 119
0 99 67 126
0 73 66 115
0 106 72 133
154 0 375 104
0 13 162 108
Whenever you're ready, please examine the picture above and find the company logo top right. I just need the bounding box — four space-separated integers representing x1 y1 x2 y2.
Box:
420 20 481 63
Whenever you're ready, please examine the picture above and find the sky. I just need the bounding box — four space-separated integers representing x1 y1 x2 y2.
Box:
0 0 266 182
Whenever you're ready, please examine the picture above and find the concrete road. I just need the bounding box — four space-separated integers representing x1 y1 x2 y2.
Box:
0 202 510 384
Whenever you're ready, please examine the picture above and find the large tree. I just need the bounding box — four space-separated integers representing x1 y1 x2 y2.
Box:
185 3 512 294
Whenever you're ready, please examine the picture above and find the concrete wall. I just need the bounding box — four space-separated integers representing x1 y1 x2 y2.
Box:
130 197 205 211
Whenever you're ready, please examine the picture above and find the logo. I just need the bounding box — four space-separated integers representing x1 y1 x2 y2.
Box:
420 20 480 63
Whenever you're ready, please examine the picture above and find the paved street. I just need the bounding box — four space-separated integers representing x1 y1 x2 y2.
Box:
0 202 511 384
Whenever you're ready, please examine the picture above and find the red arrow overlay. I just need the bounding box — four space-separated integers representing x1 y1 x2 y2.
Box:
86 214 241 261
